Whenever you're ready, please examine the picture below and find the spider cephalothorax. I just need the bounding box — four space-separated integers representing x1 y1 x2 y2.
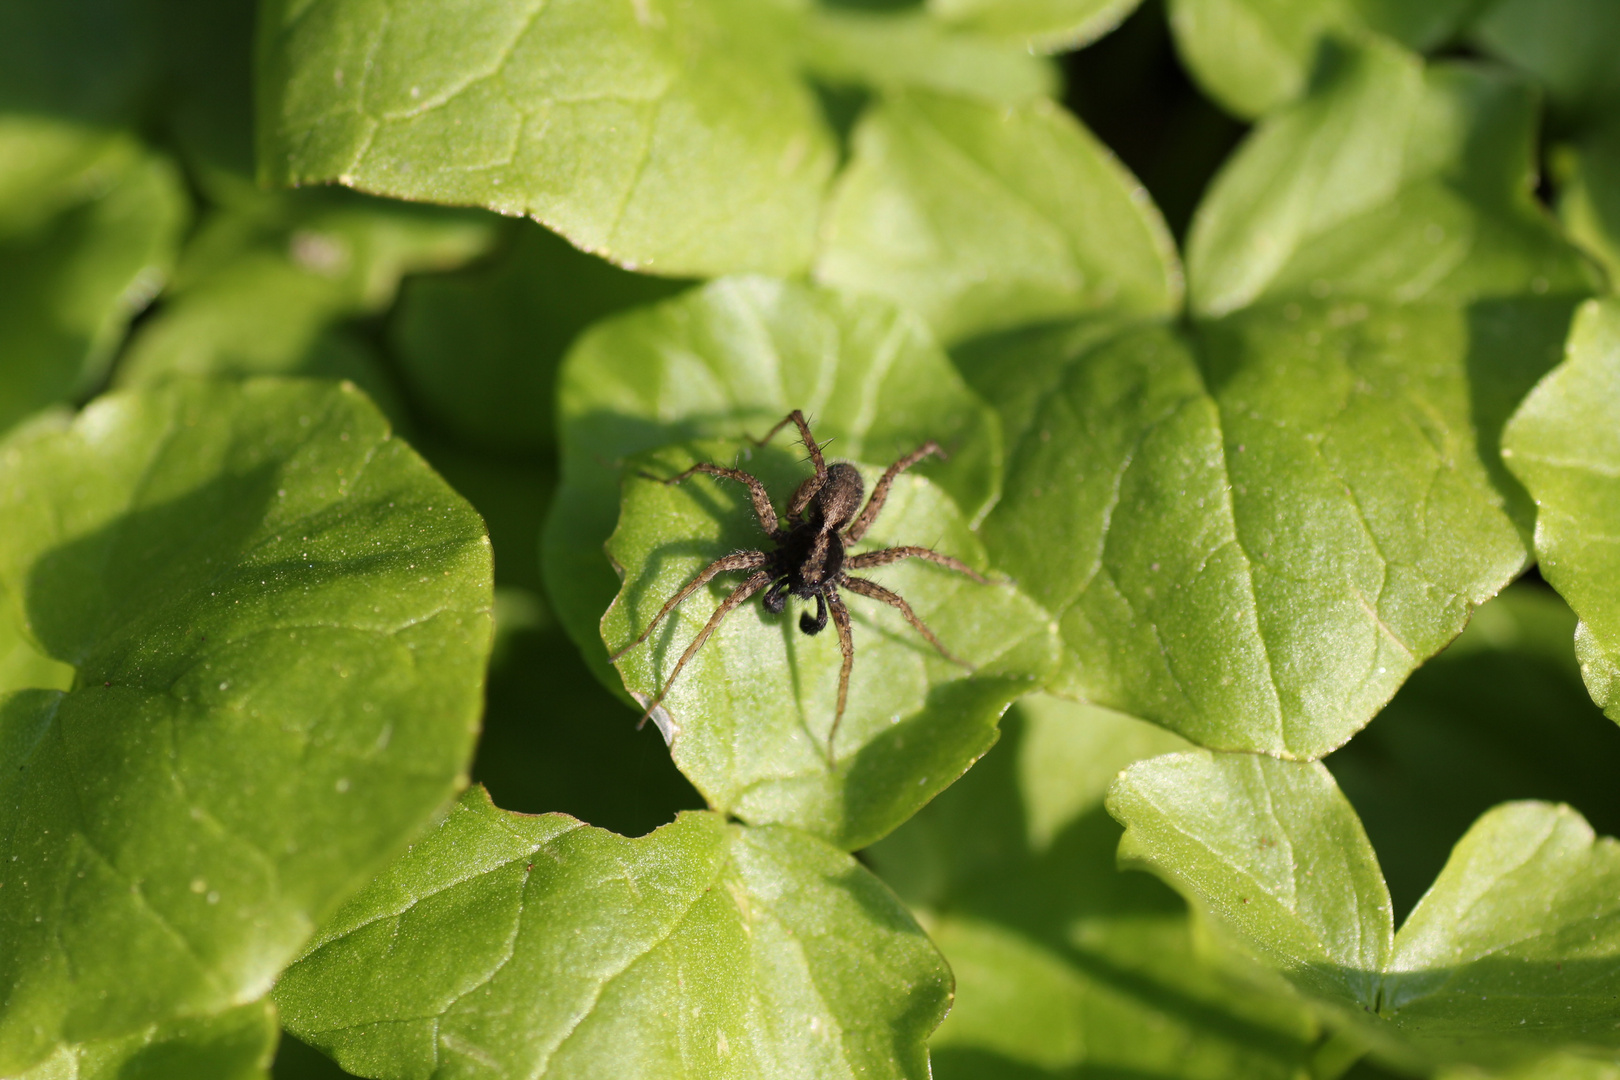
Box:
609 410 984 764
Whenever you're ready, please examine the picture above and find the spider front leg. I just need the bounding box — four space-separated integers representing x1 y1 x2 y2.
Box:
750 410 830 519
844 441 944 542
634 569 774 728
608 550 769 662
653 462 782 537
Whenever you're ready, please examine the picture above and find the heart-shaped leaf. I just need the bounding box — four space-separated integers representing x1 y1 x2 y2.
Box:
1503 299 1620 723
0 379 491 1071
603 439 1056 850
542 276 1003 697
1108 752 1620 1067
817 90 1181 344
275 786 951 1080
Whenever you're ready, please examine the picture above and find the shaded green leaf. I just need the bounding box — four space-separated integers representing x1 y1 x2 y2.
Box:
603 440 1056 849
542 276 1003 696
0 119 186 435
1503 299 1620 722
867 696 1325 1079
15 1001 276 1080
1556 123 1620 295
275 786 950 1080
1470 0 1620 123
390 223 687 455
1327 583 1620 921
1165 0 1484 119
1108 753 1620 1066
116 188 496 426
0 380 491 1071
256 0 837 278
1186 38 1596 317
926 0 1144 52
817 91 1181 344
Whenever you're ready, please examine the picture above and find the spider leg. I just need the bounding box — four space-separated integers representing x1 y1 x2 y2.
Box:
840 574 971 668
844 441 944 542
825 588 855 766
800 591 828 635
749 410 830 519
844 545 988 584
608 551 770 662
636 569 774 728
653 462 781 537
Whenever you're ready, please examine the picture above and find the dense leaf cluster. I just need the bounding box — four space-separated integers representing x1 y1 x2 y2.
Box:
1 0 1618 1077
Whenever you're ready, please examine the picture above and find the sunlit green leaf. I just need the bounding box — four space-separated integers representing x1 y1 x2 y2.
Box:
0 119 186 435
256 0 838 278
1327 584 1620 921
1503 299 1620 722
867 696 1324 1079
799 9 1057 101
275 786 951 1080
817 91 1181 343
543 276 1003 696
1165 0 1484 119
14 1001 276 1080
391 223 686 454
1109 753 1620 1067
0 380 491 1071
1187 38 1596 317
926 0 1144 52
604 440 1055 850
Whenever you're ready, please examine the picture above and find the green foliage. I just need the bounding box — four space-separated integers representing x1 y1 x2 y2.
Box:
6 0 1620 1077
274 787 949 1080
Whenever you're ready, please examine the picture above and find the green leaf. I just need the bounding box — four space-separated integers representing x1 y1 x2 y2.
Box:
866 696 1325 1079
391 223 687 455
256 0 837 278
542 276 1003 696
1556 122 1620 293
14 1001 277 1080
1503 299 1620 722
1470 0 1620 122
798 9 1058 101
1165 0 1484 119
926 0 1145 53
603 439 1055 850
960 38 1594 758
116 188 496 426
1186 38 1597 317
1108 753 1620 1066
1108 751 1394 1009
274 786 951 1080
0 380 492 1071
0 119 186 435
817 91 1182 344
1327 583 1620 922
964 300 1536 757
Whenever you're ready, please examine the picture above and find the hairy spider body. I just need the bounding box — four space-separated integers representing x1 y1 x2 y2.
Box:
609 411 986 764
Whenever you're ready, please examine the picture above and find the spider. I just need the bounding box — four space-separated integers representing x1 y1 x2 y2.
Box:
609 410 986 764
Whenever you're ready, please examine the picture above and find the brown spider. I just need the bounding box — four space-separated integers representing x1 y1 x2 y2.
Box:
609 410 986 764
